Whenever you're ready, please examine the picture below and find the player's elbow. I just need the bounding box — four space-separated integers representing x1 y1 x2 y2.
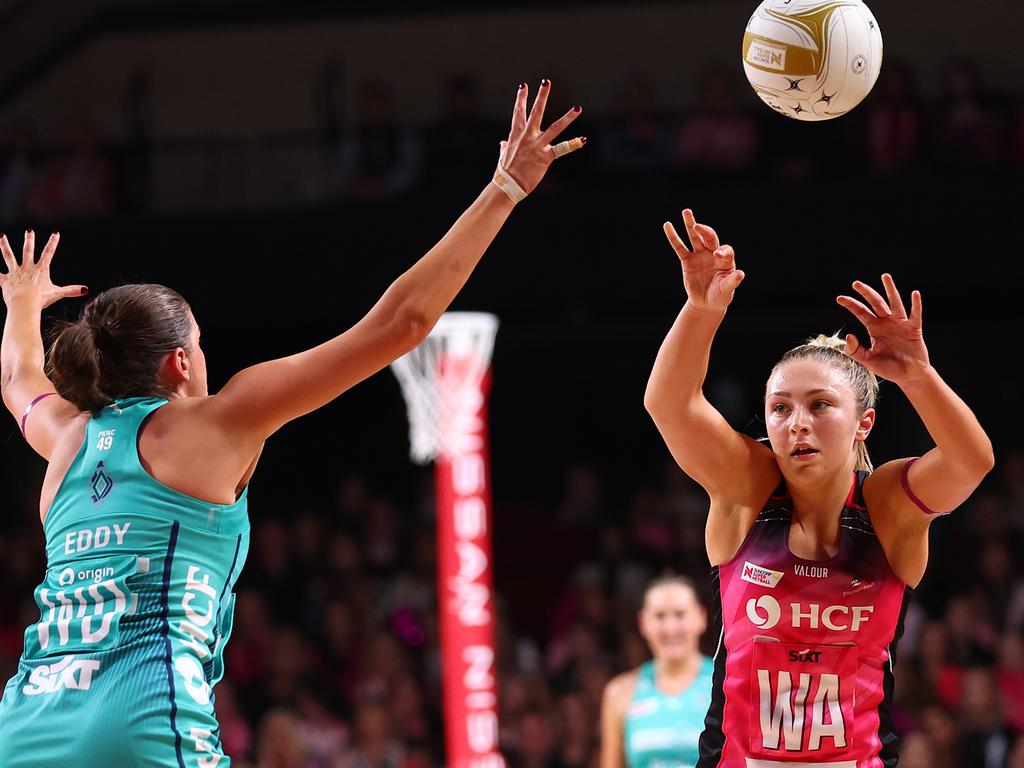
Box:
961 435 996 479
391 303 432 351
946 442 996 490
644 384 685 424
643 384 665 418
972 442 996 477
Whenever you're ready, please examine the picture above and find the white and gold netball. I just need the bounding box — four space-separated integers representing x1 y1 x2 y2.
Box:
742 0 882 121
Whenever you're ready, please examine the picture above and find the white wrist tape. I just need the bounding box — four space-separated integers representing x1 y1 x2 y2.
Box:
491 167 528 204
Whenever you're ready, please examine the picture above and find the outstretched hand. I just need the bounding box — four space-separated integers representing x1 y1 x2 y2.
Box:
837 273 930 385
663 209 744 312
1 232 88 310
497 79 585 194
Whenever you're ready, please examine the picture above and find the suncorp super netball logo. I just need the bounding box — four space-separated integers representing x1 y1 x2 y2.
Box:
741 561 784 588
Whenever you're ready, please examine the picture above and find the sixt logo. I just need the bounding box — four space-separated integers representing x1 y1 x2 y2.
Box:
23 657 100 695
789 648 823 663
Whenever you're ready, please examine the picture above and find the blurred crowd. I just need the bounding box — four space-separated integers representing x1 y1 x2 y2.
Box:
2 57 1024 219
1 450 1023 767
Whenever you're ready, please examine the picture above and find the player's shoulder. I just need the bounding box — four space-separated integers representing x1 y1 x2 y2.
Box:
144 395 224 435
603 668 641 710
707 473 781 566
862 458 928 527
698 655 716 682
51 410 90 458
138 395 241 464
56 409 92 441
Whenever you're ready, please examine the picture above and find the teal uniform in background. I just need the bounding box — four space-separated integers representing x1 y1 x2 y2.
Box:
623 657 714 768
0 397 250 767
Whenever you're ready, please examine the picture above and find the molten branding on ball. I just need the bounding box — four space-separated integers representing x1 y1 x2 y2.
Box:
742 0 883 121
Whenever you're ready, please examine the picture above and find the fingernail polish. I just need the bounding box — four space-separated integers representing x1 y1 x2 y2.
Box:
518 82 525 90
581 136 588 144
573 104 582 112
81 287 89 295
541 78 550 87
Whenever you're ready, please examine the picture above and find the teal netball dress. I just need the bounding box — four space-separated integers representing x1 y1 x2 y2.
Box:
623 657 714 768
0 397 250 767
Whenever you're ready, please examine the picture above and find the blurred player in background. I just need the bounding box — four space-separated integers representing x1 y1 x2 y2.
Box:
601 574 713 768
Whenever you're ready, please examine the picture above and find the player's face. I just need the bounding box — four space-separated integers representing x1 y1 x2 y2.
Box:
764 359 873 481
639 584 706 662
184 315 208 397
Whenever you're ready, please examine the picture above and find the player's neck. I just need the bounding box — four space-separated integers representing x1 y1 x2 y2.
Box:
654 651 700 690
787 470 855 552
788 462 855 515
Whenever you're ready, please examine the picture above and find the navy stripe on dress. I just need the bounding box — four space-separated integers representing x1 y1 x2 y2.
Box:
877 586 913 768
159 521 187 768
697 567 728 768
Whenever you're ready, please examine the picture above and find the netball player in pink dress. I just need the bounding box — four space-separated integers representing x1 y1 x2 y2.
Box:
644 209 994 768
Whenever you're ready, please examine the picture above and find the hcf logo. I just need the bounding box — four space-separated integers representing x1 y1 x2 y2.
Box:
745 595 874 632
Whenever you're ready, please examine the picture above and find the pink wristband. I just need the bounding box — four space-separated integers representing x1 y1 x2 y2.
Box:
901 457 941 516
21 392 58 438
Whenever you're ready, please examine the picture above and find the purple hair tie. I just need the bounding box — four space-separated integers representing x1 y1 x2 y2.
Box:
901 457 941 516
20 392 58 438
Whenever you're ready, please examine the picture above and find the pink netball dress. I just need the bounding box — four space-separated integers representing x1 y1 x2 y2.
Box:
697 470 911 768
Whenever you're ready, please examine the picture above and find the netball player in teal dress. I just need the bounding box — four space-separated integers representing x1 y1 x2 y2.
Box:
0 80 584 768
601 575 713 768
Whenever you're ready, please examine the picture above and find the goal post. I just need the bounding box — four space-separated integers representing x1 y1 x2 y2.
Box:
391 313 504 768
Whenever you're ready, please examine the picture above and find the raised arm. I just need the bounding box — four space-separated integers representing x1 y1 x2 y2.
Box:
211 81 585 441
644 210 777 510
839 275 994 518
1 232 89 459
